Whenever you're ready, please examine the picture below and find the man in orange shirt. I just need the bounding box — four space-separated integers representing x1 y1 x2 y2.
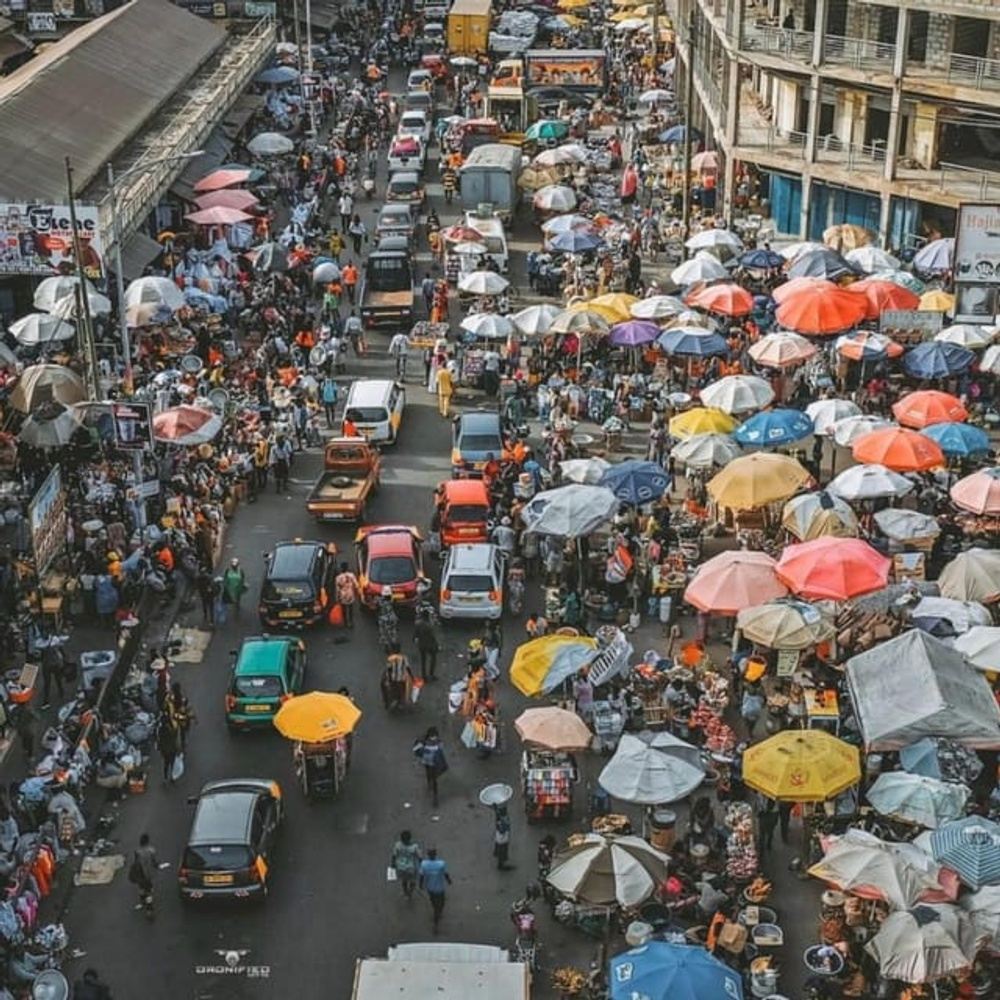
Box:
342 261 358 304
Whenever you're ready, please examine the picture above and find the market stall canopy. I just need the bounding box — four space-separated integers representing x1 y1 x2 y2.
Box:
123 275 185 312
938 548 1000 604
272 691 361 742
787 247 859 282
808 828 957 909
521 484 619 537
669 432 741 470
845 630 1000 751
193 167 252 193
836 331 904 362
684 549 788 616
866 904 979 984
246 131 295 156
930 817 1000 891
959 885 1000 952
460 313 515 339
900 738 984 783
826 462 914 501
685 282 753 317
546 833 670 907
953 627 1000 673
982 344 1000 375
913 237 955 274
548 307 610 337
771 276 832 304
34 276 111 317
873 508 940 543
707 452 811 509
736 599 834 650
743 730 860 803
458 270 509 296
892 390 968 429
700 375 775 414
193 188 260 213
185 205 253 226
868 773 970 829
774 284 867 335
844 278 920 319
805 398 861 436
670 251 728 286
510 635 599 697
934 323 992 350
17 403 82 449
852 427 945 472
559 457 611 485
533 183 577 213
9 364 86 413
733 407 813 448
514 706 592 751
780 241 828 262
922 421 991 458
511 303 562 337
585 293 640 323
685 228 742 253
903 341 974 379
598 732 705 804
747 330 817 367
8 313 75 347
823 223 872 251
656 327 729 358
609 320 660 347
910 597 991 639
152 404 222 446
918 289 956 313
630 295 686 320
950 467 1000 516
608 942 745 1000
599 460 671 506
668 407 737 439
830 415 897 448
776 537 890 601
782 491 859 541
846 246 901 272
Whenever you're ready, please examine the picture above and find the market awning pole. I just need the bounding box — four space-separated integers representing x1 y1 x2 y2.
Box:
65 157 101 401
680 11 696 258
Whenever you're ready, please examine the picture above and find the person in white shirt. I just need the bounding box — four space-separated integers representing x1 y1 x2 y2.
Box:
388 332 409 380
338 192 354 233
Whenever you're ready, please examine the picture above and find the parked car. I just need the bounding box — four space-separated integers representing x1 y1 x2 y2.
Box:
375 202 418 246
407 68 435 91
386 171 426 208
178 779 283 902
387 134 426 174
397 109 432 145
225 636 307 730
439 542 505 620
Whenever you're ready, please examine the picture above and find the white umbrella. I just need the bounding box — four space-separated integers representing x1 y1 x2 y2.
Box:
827 462 914 501
913 237 954 274
748 330 818 368
953 627 1000 673
911 598 992 636
8 364 86 412
34 276 111 316
981 344 1000 376
960 885 1000 950
521 484 619 537
559 457 611 485
780 241 827 261
700 375 774 414
934 324 991 350
534 144 587 167
599 733 705 804
630 295 686 320
782 491 859 540
868 773 970 829
123 276 185 312
737 600 834 650
450 240 488 256
511 304 562 337
541 213 595 236
939 548 1000 604
460 313 514 339
670 252 728 285
18 404 82 449
874 508 940 543
867 904 979 983
533 185 577 213
458 271 509 296
312 261 341 284
638 88 674 105
806 398 862 436
845 246 901 272
670 433 741 470
546 833 670 907
831 414 896 448
685 229 742 252
8 313 75 346
247 131 295 156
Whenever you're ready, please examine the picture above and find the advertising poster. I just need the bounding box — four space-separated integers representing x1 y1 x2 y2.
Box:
954 203 1000 285
0 203 104 279
112 401 153 452
28 467 67 576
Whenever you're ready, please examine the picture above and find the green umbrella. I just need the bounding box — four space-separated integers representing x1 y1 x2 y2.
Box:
526 119 569 142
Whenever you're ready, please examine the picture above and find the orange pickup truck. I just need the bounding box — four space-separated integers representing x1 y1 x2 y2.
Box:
306 438 381 523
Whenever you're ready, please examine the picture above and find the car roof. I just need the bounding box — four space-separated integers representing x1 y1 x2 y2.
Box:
380 203 413 218
376 235 410 252
401 108 428 120
447 543 498 571
442 479 489 502
235 637 291 676
269 541 322 579
190 788 258 845
366 530 418 558
458 411 502 432
390 171 421 183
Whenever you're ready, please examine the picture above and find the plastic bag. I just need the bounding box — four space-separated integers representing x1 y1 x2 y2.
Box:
328 603 345 627
410 678 423 704
171 753 185 781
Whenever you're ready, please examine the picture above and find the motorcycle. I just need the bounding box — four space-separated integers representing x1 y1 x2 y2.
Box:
510 891 540 971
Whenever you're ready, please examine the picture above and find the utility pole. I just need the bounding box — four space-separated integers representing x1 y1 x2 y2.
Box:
680 10 696 258
292 0 307 115
65 157 101 400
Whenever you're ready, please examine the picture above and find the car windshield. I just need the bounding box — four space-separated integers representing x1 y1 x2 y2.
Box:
346 406 388 423
460 433 502 452
370 556 416 584
234 675 283 699
391 179 419 195
446 574 493 592
380 209 412 228
446 504 488 522
183 844 253 871
263 580 313 600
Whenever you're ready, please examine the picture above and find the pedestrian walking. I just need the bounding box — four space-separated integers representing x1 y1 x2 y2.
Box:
39 638 66 709
338 191 354 233
335 561 360 627
388 330 409 380
321 374 339 428
222 558 247 616
418 848 452 932
778 800 794 844
390 830 422 899
156 713 182 784
128 833 160 914
436 363 454 418
196 567 218 626
412 727 448 807
344 309 365 355
348 213 367 255
166 681 195 751
271 433 294 492
757 795 779 853
413 609 439 681
420 272 435 315
441 165 457 204
381 642 414 711
342 260 359 304
493 804 513 871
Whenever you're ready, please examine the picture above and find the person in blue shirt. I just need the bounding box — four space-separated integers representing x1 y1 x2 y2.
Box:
320 376 338 428
418 848 452 932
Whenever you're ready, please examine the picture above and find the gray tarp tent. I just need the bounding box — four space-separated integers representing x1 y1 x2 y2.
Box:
845 629 1000 751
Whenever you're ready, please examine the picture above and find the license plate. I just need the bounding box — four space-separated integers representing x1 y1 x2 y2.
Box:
458 595 482 603
460 529 478 536
245 704 271 713
322 512 348 521
203 874 234 885
279 610 302 619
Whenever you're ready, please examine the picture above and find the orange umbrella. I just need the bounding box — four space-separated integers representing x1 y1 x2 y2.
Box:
771 277 833 305
684 550 788 616
686 283 754 317
193 168 252 193
776 537 891 601
852 427 945 472
775 285 867 335
892 390 968 429
845 279 921 321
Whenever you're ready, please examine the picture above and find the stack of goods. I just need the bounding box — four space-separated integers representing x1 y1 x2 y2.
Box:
724 802 758 881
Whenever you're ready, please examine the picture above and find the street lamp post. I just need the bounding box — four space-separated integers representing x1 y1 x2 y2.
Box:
105 150 203 528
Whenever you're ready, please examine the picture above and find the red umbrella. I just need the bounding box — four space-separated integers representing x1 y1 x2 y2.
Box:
683 550 788 616
686 283 754 317
836 331 904 361
776 538 891 601
185 206 253 226
844 279 920 321
771 277 834 304
442 225 486 243
152 405 222 446
892 390 968 429
852 427 945 472
192 168 252 193
193 189 260 212
775 285 867 335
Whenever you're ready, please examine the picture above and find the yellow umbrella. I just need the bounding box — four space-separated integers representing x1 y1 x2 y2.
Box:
743 730 861 802
588 292 640 323
708 452 811 509
273 692 362 742
668 407 737 439
558 0 588 8
510 635 599 697
919 289 955 313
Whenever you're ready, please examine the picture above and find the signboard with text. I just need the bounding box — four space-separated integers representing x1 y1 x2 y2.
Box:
112 401 153 452
879 309 942 343
955 203 1000 285
28 467 67 576
0 203 104 279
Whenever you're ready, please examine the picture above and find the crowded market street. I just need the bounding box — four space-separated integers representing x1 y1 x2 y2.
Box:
2 2 1000 1000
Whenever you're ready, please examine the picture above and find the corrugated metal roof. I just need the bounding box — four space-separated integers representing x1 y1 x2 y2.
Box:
0 0 225 202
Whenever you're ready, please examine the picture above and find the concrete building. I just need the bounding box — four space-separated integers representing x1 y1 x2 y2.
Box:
668 0 1000 250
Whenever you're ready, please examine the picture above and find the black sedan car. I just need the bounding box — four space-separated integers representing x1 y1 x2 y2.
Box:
178 779 283 901
258 539 338 630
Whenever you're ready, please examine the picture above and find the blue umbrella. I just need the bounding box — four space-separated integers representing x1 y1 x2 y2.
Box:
549 230 604 254
921 422 991 458
599 460 671 505
903 342 974 379
900 738 983 783
733 407 813 447
739 248 785 269
256 65 299 85
930 816 1000 889
656 328 729 357
610 942 744 1000
658 125 702 144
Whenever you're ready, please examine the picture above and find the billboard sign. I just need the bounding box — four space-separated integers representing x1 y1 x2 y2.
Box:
954 203 1000 286
879 309 942 343
0 203 104 279
112 401 153 452
28 466 67 576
